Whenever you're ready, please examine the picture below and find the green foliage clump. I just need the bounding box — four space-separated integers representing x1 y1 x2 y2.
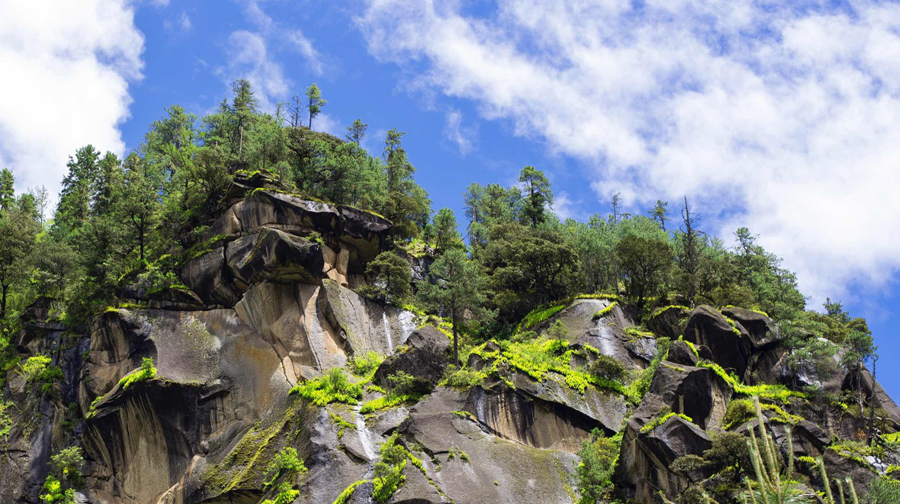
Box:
371 434 425 503
576 429 620 504
360 393 421 414
696 360 803 403
465 338 626 395
332 480 367 504
441 365 485 389
263 447 306 491
50 447 85 489
39 474 75 504
625 337 670 403
592 301 618 320
21 355 51 382
358 251 411 305
588 355 627 383
290 368 363 406
348 351 384 377
118 357 157 391
640 410 693 433
0 398 12 439
865 477 900 504
519 303 566 331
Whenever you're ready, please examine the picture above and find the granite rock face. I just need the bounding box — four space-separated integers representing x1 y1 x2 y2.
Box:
4 190 899 504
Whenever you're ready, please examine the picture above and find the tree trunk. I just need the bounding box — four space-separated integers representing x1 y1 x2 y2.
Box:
1 283 7 320
451 306 459 367
139 221 145 263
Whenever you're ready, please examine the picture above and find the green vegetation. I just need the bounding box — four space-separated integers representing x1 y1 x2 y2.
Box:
358 251 412 305
576 429 620 504
118 357 157 391
290 368 363 406
348 351 384 377
640 410 693 433
371 433 426 503
461 338 627 395
697 359 803 402
332 480 367 504
417 247 490 364
592 301 618 320
38 446 85 504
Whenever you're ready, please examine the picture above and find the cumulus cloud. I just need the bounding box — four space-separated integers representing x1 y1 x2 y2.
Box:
0 0 143 205
358 0 900 303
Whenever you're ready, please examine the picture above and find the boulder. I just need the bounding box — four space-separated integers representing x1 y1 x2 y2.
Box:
647 306 691 340
617 411 713 503
403 387 580 504
180 246 242 307
227 227 324 289
684 305 751 377
721 306 778 349
645 362 732 429
666 340 699 366
374 326 451 393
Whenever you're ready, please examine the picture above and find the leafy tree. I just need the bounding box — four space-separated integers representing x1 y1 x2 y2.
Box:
480 223 578 321
418 248 488 364
649 199 669 231
576 428 618 504
360 251 411 305
232 79 259 160
380 130 430 240
463 182 520 250
732 227 805 319
432 208 461 253
346 119 367 144
121 153 160 262
305 83 326 129
0 193 40 318
841 329 876 422
53 145 101 241
518 165 552 227
616 234 672 309
0 168 14 212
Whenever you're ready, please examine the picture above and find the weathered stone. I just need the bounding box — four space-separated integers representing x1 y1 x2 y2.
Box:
722 306 777 349
227 227 324 289
684 305 751 377
646 306 691 340
374 326 451 393
667 340 699 366
646 362 732 429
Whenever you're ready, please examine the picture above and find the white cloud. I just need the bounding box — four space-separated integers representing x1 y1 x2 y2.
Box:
221 30 290 110
287 30 324 76
0 0 143 207
358 0 900 304
443 108 476 156
220 1 327 110
552 191 585 222
179 11 192 31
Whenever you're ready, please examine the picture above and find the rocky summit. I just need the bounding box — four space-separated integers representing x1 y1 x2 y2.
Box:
2 185 899 504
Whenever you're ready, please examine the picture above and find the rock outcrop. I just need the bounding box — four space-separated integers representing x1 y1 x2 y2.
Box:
4 189 899 504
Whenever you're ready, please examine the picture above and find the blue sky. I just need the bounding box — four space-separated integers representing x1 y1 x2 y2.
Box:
2 0 900 395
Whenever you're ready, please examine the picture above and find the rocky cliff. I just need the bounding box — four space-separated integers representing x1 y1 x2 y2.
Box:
3 188 899 504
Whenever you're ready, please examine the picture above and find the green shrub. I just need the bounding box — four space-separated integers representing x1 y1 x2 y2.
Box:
546 320 569 341
290 368 363 406
576 428 619 504
441 365 484 389
38 474 74 504
332 480 367 504
588 355 627 383
119 357 157 390
22 355 51 382
263 447 306 491
865 477 900 504
50 447 84 488
349 351 383 377
723 399 755 429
